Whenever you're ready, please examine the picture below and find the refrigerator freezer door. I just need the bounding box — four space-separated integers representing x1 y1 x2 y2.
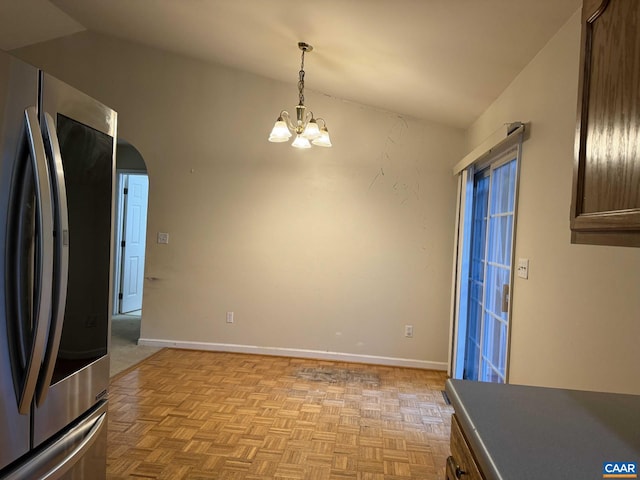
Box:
0 50 39 470
2 400 107 480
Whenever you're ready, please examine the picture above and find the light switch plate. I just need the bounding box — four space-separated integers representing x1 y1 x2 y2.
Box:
517 258 529 279
157 232 169 244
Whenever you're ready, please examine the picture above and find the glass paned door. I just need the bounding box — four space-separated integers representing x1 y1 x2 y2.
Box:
459 155 518 383
462 170 489 380
481 159 516 382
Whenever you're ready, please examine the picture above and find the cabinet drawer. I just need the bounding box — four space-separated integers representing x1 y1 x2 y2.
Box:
447 414 484 480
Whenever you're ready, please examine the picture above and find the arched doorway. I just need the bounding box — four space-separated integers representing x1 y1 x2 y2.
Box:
111 139 158 376
113 139 149 314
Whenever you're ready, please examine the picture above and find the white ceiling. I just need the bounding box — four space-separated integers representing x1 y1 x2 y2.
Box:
1 0 581 128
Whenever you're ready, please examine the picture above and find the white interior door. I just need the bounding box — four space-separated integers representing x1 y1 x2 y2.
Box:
120 174 149 313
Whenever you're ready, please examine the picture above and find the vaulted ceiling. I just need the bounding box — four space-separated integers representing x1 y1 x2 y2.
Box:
1 0 581 128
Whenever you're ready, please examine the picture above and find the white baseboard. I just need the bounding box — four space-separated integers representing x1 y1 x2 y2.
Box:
137 338 448 371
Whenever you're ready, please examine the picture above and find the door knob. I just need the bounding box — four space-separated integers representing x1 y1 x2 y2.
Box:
446 456 468 479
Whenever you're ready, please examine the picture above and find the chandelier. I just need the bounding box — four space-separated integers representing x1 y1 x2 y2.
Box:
268 42 332 148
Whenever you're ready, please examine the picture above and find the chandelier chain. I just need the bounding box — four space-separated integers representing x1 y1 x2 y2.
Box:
298 49 305 105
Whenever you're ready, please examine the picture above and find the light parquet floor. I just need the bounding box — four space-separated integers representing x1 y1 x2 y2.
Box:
107 349 453 480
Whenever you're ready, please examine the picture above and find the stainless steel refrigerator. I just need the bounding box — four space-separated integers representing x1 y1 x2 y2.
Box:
0 49 116 479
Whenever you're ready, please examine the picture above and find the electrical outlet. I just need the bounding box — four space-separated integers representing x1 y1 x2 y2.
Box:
157 232 169 244
405 324 413 338
226 312 234 324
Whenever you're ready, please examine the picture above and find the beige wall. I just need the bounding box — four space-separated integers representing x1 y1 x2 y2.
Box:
16 32 464 367
466 10 640 394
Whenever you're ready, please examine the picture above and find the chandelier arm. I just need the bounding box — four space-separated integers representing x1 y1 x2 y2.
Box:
280 110 296 132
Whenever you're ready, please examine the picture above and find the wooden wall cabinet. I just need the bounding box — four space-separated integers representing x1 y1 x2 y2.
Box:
571 0 640 247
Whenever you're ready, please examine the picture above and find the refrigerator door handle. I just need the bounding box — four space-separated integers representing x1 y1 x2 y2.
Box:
2 402 107 480
19 107 55 415
36 112 70 405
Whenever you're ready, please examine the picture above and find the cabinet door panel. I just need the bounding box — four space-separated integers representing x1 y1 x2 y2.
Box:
572 0 640 246
448 415 485 480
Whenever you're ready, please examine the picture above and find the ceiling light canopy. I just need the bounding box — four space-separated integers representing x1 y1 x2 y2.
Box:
268 42 332 148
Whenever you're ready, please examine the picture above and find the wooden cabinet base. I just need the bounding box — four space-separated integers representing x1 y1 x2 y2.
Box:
446 414 485 480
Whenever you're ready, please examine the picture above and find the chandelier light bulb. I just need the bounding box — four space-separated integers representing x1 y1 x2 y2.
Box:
302 119 321 139
312 126 332 147
268 118 292 142
292 134 312 149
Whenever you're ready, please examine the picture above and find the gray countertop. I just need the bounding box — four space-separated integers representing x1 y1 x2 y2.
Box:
446 379 640 480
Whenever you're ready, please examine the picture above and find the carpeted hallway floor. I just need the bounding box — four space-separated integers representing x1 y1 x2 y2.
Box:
110 313 161 377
